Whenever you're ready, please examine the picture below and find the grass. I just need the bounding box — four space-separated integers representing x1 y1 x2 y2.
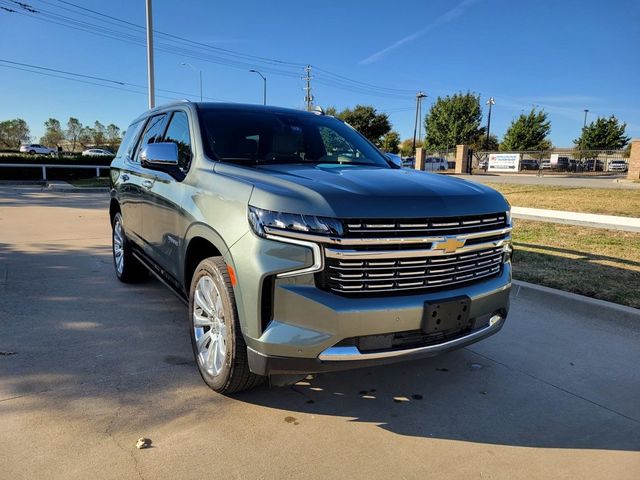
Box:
489 183 640 218
512 220 640 308
66 177 110 187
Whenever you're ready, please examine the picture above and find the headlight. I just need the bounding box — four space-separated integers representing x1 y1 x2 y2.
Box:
505 209 512 226
248 206 343 239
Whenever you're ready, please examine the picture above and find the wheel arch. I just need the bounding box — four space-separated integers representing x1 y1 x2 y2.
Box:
183 223 230 294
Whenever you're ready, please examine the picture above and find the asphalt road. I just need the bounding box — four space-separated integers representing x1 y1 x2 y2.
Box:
1 187 639 480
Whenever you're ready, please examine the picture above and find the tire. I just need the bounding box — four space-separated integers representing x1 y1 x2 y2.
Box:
111 212 148 283
189 257 264 394
29 150 35 155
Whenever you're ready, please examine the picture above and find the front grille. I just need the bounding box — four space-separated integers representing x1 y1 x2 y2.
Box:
318 246 504 295
343 212 507 238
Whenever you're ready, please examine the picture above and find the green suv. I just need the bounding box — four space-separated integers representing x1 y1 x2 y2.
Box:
109 102 512 393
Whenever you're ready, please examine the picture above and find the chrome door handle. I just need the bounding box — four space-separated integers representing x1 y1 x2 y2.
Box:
142 179 153 189
121 174 130 182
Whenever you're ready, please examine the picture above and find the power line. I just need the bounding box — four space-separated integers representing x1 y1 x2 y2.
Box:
8 0 417 99
0 59 226 101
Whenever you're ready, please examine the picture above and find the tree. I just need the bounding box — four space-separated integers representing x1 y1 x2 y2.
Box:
423 92 483 151
66 117 83 152
500 108 551 151
336 105 391 146
79 126 94 147
40 118 65 147
380 131 400 153
574 115 629 152
91 121 106 147
0 119 30 148
106 124 122 151
471 133 499 151
399 138 416 157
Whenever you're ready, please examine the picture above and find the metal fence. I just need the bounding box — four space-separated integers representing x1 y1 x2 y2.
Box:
470 149 629 176
0 163 109 181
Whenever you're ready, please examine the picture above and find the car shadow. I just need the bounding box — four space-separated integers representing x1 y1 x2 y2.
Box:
1 242 639 453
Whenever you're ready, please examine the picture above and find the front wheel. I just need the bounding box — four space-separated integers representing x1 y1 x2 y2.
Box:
189 257 264 394
111 212 148 283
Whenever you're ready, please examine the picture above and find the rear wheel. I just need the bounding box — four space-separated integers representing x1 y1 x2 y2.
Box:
111 212 147 283
189 257 264 394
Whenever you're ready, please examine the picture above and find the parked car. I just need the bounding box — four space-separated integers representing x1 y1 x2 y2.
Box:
83 148 114 157
402 156 415 168
540 160 552 169
19 143 56 155
607 160 628 172
584 159 605 172
109 102 512 393
424 156 449 172
519 159 540 171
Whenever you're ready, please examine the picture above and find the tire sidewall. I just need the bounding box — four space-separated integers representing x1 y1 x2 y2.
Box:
188 259 236 392
112 212 125 280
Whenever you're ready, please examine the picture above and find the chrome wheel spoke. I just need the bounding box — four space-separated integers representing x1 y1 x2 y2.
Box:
196 330 211 353
193 274 228 376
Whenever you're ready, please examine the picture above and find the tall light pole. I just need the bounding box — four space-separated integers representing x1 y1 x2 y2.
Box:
583 109 589 128
249 69 266 105
145 0 155 109
181 63 202 101
412 91 427 150
485 97 495 150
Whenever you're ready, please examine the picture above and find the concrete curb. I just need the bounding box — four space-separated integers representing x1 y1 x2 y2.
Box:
46 186 109 193
512 280 639 321
511 206 640 233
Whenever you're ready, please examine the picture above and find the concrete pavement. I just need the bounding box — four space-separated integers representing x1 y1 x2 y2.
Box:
1 187 639 480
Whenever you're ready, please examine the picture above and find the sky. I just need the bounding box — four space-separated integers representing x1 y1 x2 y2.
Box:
0 0 639 147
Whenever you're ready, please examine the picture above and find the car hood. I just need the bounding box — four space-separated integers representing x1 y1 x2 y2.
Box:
214 162 509 218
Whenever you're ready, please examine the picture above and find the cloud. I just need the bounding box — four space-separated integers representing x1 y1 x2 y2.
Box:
359 0 481 65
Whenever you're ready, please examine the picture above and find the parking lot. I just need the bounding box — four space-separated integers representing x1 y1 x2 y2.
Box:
1 186 639 479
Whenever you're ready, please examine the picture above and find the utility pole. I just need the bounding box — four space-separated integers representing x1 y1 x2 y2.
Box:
583 109 589 128
145 0 155 109
412 92 427 150
303 65 313 111
485 97 495 149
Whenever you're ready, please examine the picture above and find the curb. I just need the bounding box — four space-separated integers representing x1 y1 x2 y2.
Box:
512 280 639 319
46 187 109 193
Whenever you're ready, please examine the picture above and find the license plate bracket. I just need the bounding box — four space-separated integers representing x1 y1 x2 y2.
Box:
422 296 471 334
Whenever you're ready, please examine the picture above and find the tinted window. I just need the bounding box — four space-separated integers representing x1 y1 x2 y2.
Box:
198 109 389 168
134 114 168 163
163 111 192 173
116 119 145 161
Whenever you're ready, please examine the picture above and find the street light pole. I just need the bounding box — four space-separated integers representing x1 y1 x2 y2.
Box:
181 63 202 101
485 97 495 149
412 91 427 151
249 69 267 105
145 0 155 109
583 109 589 128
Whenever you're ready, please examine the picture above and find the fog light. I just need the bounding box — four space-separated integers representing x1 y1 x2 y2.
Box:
489 314 502 326
503 243 513 262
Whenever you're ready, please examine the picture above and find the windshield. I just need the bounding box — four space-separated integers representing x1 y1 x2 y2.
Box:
198 108 390 168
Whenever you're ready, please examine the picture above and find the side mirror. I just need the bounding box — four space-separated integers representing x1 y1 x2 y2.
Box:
385 153 403 168
140 142 179 167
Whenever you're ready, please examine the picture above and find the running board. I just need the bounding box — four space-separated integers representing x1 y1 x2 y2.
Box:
132 251 188 305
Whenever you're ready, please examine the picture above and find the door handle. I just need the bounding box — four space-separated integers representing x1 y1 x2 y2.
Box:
121 174 130 182
142 179 153 189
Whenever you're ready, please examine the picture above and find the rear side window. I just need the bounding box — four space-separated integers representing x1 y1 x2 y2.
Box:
163 111 192 173
116 119 145 161
134 114 168 163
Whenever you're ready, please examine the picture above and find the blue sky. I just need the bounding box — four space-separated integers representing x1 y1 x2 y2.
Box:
1 0 638 146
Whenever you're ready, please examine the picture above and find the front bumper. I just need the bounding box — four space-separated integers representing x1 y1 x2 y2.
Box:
227 231 512 376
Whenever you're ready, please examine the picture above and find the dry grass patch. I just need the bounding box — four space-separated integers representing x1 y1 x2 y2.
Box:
512 220 640 308
490 184 640 218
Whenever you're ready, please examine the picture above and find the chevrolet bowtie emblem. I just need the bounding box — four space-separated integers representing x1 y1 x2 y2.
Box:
432 237 466 254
